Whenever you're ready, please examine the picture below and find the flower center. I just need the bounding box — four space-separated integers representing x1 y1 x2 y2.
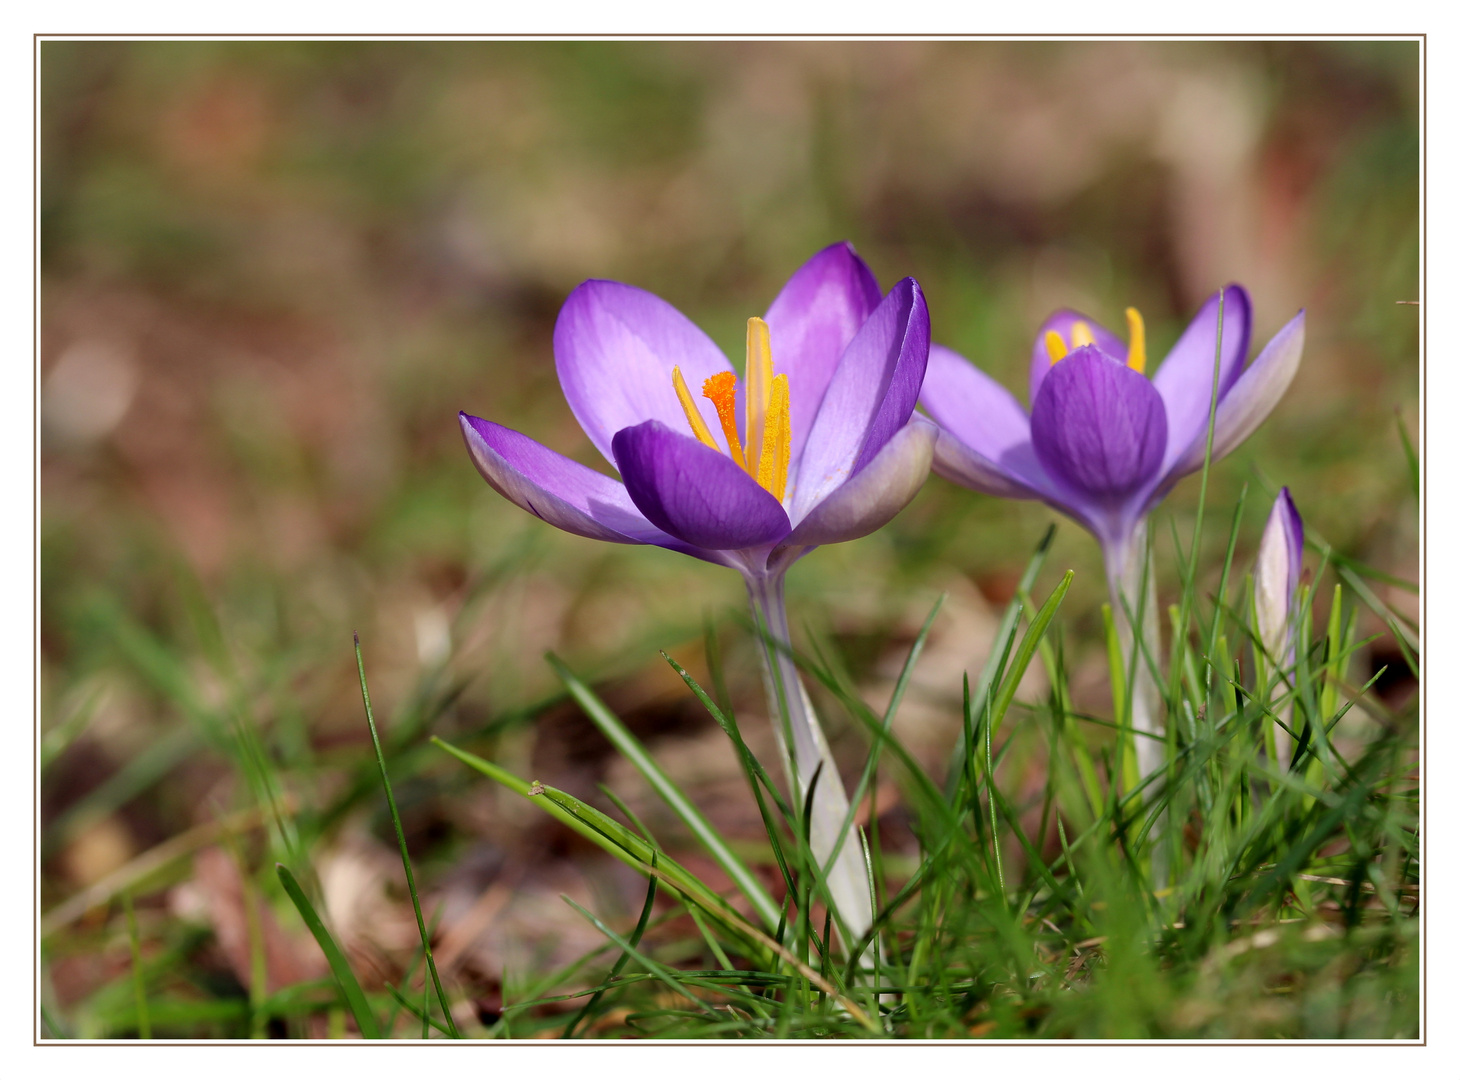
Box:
671 316 791 502
1045 308 1147 374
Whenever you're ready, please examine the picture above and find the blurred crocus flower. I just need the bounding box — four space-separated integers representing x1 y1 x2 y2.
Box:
920 287 1305 781
921 286 1305 559
461 243 934 947
1254 486 1304 664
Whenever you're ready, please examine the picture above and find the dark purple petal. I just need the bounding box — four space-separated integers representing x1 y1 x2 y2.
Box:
786 418 935 546
790 278 929 520
1276 487 1304 601
1030 348 1168 503
764 242 882 468
612 420 791 550
461 413 671 545
1152 285 1253 475
554 279 734 467
1164 310 1305 482
1028 309 1127 405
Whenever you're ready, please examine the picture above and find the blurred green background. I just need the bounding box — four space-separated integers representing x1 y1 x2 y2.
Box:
40 40 1418 1035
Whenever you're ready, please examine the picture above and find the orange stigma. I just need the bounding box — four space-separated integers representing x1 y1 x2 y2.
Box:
670 319 791 503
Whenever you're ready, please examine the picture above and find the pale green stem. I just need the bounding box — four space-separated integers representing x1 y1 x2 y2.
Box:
1104 519 1165 786
743 572 875 949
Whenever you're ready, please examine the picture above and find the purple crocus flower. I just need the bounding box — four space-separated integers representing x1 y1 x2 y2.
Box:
460 243 935 946
920 288 1305 783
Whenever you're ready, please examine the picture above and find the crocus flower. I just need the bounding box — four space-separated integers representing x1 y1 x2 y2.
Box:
1253 487 1304 763
920 287 1305 782
460 243 935 947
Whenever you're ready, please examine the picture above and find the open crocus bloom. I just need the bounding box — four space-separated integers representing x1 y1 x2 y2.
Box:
461 242 935 579
920 286 1305 558
922 286 1305 789
460 242 934 951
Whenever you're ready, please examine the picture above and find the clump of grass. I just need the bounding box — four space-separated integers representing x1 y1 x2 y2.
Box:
425 496 1417 1039
39 486 1417 1041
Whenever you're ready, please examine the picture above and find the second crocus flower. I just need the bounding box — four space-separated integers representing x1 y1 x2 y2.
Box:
920 286 1305 783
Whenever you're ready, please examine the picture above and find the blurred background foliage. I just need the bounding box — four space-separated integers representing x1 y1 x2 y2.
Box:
40 40 1418 1037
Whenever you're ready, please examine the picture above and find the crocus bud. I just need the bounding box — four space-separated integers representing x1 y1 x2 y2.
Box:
1254 487 1304 661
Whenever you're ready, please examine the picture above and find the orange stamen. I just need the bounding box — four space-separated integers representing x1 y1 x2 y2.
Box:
701 372 748 470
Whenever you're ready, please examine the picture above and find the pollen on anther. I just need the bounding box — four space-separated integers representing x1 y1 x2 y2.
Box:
1045 330 1069 364
701 371 747 470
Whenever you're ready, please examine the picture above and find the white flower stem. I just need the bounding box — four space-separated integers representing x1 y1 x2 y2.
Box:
743 572 875 950
1103 519 1165 788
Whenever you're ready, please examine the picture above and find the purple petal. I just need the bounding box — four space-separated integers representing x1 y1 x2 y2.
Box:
1029 309 1127 405
786 418 936 546
919 342 1055 497
554 279 734 467
1152 285 1253 475
1277 487 1304 600
612 420 791 550
930 427 1049 501
764 242 882 469
1164 310 1305 482
461 413 672 545
1030 347 1168 504
1254 485 1304 657
790 278 929 520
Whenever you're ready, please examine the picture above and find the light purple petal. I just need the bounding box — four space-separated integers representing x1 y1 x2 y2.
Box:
1254 486 1304 658
930 427 1048 501
790 278 928 520
461 413 671 545
1152 285 1253 475
763 242 882 470
786 418 936 546
1164 310 1305 482
919 342 1048 488
1029 309 1127 405
612 420 791 551
554 279 734 468
1030 348 1168 503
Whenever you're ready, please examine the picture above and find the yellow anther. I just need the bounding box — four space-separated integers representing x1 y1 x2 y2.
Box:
745 317 773 468
758 373 791 502
701 371 748 470
1044 329 1069 364
669 318 793 506
1124 307 1147 374
672 365 720 452
1070 321 1095 348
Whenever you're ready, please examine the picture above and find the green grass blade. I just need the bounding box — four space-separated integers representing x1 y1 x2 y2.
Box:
122 891 151 1040
547 652 781 930
991 570 1075 739
944 524 1056 797
564 853 661 1037
354 633 460 1038
274 864 381 1039
560 895 713 1013
819 593 944 891
1395 410 1419 498
430 736 765 958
